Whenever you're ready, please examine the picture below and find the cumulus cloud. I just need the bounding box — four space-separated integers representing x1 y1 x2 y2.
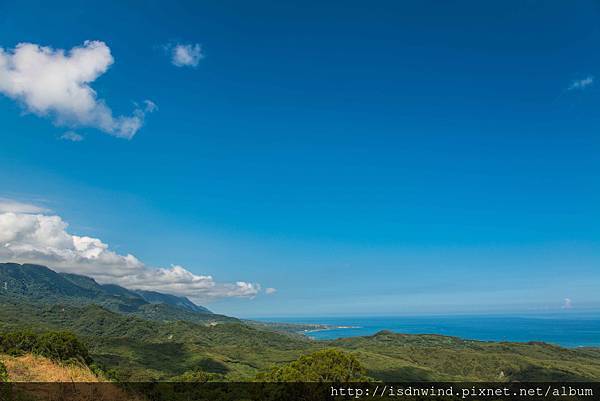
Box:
568 76 594 91
265 287 277 295
170 43 203 67
60 131 83 142
0 207 260 302
0 41 155 139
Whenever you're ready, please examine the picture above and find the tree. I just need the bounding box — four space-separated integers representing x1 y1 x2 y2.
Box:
255 349 371 382
170 369 222 382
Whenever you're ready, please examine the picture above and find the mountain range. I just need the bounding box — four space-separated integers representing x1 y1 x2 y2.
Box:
1 262 600 382
0 262 232 324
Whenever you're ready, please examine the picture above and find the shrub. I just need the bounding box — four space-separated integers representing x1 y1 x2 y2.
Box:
255 349 372 382
170 369 223 382
33 331 91 364
0 330 90 364
0 330 37 356
0 361 8 382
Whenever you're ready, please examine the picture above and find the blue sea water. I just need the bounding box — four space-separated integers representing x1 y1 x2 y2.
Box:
257 314 600 348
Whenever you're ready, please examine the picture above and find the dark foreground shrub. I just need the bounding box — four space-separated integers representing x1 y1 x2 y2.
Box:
0 330 90 364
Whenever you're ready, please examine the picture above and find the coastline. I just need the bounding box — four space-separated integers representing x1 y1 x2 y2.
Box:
262 315 600 348
300 325 361 334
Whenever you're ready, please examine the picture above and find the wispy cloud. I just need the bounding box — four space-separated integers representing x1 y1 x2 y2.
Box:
0 41 156 139
265 287 277 295
568 76 594 91
562 298 573 309
169 43 203 68
0 202 261 302
0 198 50 214
60 131 84 142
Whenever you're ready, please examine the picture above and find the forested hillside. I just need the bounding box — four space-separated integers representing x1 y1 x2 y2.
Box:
1 263 599 382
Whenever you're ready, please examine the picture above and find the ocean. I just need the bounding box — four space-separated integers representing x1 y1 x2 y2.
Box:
257 314 600 348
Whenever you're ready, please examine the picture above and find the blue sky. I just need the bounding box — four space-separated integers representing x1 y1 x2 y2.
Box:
1 0 599 317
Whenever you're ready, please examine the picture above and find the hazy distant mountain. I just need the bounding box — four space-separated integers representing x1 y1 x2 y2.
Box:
0 262 233 323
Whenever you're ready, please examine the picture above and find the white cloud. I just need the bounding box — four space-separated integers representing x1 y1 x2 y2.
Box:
0 199 49 214
0 41 155 139
568 76 594 91
170 43 203 68
60 131 83 142
143 99 158 113
265 287 277 295
0 207 261 302
562 298 573 309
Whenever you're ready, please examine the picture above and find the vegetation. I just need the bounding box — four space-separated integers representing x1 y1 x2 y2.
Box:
170 369 224 382
328 330 600 381
0 354 100 382
0 360 7 382
0 330 91 364
0 300 315 381
256 349 371 382
0 263 234 325
244 320 332 336
1 262 600 382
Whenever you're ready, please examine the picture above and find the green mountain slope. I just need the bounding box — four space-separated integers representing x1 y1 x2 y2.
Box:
1 298 599 382
0 263 230 324
134 289 211 313
0 299 313 380
329 330 600 381
1 262 599 382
